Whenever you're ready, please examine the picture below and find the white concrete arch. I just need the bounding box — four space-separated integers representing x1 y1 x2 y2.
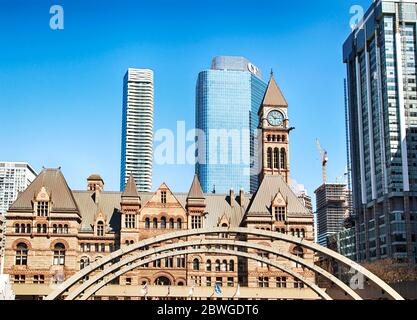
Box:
45 228 404 300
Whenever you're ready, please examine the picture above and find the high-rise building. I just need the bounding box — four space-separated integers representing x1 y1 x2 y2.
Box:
343 0 417 264
195 56 267 194
120 69 154 192
0 162 37 215
314 183 350 247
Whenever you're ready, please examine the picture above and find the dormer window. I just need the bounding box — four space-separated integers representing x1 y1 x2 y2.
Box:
37 202 49 217
97 221 104 237
275 206 286 221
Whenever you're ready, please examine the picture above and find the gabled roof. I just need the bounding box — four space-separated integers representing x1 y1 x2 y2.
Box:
246 175 310 216
9 168 78 212
121 175 139 199
187 175 204 199
260 74 288 108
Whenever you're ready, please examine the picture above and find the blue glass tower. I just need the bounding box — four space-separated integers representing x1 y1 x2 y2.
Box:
195 56 267 194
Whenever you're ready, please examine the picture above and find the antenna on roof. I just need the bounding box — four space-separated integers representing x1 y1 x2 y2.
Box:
270 69 274 78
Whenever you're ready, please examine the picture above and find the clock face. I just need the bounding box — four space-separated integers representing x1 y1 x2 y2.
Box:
267 110 284 127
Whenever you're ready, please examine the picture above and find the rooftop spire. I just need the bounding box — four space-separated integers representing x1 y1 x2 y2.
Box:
121 175 139 199
187 175 204 199
261 72 288 107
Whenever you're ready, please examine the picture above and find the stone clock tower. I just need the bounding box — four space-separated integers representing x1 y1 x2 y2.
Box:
258 72 291 184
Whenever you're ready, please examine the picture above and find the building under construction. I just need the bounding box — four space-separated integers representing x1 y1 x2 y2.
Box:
315 183 351 247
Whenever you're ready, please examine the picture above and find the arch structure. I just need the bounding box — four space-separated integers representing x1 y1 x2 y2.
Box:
45 228 404 301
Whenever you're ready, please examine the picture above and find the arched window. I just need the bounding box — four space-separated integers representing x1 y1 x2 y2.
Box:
300 229 305 238
282 135 286 142
296 229 300 238
58 224 63 234
26 224 31 233
42 224 47 233
291 229 295 236
80 257 89 270
169 218 174 229
229 260 235 272
267 135 271 142
206 259 212 271
125 240 129 246
37 224 41 233
161 217 167 229
15 243 28 265
145 218 150 229
20 224 25 234
15 224 19 233
153 218 158 229
280 148 286 169
53 224 57 234
222 260 228 272
274 148 279 169
177 218 182 229
293 246 304 258
64 224 69 234
272 135 276 142
97 221 104 236
53 243 66 265
281 228 285 234
215 260 221 272
267 148 273 169
193 258 200 270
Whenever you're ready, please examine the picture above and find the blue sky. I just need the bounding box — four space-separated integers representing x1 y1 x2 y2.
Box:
0 0 370 200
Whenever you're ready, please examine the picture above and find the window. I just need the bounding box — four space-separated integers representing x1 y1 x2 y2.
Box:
300 229 305 238
153 218 158 229
267 148 272 169
153 259 161 268
101 243 106 252
15 224 19 233
161 191 167 204
294 280 304 289
58 224 63 234
165 257 173 268
145 218 150 229
177 257 185 268
227 277 234 287
276 277 287 288
258 277 269 288
125 214 135 229
257 253 269 268
206 259 212 271
215 260 221 272
15 243 28 266
169 218 174 229
95 243 99 252
20 224 25 233
53 243 66 265
96 221 104 236
109 244 114 252
53 224 57 234
280 148 286 169
229 260 235 272
275 206 286 221
274 148 279 169
37 201 49 216
191 216 202 229
216 277 223 287
222 260 228 272
125 278 132 286
33 275 45 284
26 224 31 233
80 257 89 269
206 277 212 287
161 217 167 229
193 258 200 270
64 224 68 234
14 275 25 284
37 224 41 233
42 224 47 233
177 218 182 229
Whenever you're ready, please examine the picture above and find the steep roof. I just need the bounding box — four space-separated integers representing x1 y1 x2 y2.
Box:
9 168 78 212
261 75 288 108
187 175 204 199
247 175 310 216
121 175 139 198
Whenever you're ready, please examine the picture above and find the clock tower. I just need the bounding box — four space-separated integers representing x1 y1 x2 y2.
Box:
258 71 291 184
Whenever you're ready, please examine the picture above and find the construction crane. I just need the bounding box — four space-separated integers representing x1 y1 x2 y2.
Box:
316 139 328 184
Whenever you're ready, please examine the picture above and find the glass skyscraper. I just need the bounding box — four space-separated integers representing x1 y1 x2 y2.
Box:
344 0 417 264
195 56 267 194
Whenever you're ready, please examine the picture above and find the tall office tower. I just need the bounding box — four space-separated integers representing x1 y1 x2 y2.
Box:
195 56 267 194
344 0 417 264
0 162 37 215
120 69 154 192
314 183 351 247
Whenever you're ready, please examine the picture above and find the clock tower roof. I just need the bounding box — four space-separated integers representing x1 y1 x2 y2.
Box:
260 73 288 110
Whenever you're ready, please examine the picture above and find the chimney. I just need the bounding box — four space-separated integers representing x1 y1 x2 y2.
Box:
239 189 245 207
229 189 235 208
